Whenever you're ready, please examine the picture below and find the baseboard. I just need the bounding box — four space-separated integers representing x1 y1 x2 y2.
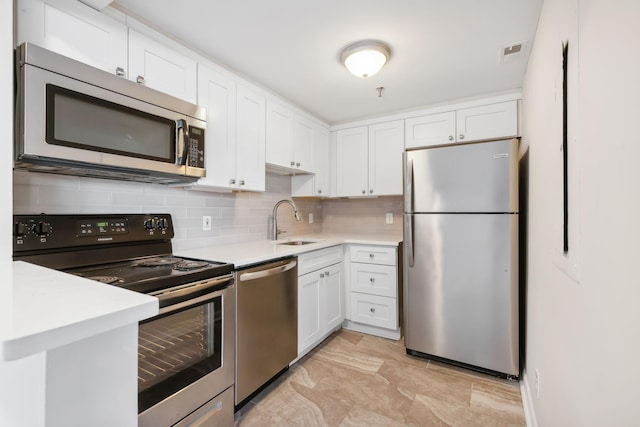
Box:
520 369 538 427
342 320 401 340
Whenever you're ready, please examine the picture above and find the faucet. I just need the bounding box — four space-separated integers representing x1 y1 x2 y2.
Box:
272 199 301 240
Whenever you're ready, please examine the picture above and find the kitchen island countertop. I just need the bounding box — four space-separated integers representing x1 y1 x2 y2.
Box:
177 233 403 268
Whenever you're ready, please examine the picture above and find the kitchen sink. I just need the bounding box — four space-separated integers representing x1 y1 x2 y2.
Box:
277 241 316 246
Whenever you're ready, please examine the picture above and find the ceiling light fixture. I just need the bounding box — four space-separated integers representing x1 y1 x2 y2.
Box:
340 40 391 78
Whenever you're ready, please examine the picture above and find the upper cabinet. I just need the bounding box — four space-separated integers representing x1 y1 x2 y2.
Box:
128 29 197 104
16 0 127 76
405 100 518 149
266 101 316 174
291 126 331 197
235 84 266 192
336 120 404 197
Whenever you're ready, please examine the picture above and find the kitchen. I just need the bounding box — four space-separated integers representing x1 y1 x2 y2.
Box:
1 1 640 427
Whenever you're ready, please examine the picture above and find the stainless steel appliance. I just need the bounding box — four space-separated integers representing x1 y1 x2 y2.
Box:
403 138 519 379
12 214 235 426
15 43 206 184
235 258 298 407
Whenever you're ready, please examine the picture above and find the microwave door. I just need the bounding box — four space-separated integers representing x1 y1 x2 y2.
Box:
20 64 188 177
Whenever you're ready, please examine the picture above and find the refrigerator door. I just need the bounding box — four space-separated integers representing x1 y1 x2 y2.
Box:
403 212 519 376
405 139 518 213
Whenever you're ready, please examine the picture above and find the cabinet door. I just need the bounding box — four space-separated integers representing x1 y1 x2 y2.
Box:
236 84 266 192
322 263 344 331
16 0 127 76
404 111 456 149
265 100 293 169
336 127 368 197
368 120 404 196
128 29 197 103
298 272 322 354
456 101 518 142
314 127 331 196
293 115 315 173
195 64 237 188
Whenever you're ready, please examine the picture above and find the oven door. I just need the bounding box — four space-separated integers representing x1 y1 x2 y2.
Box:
138 275 234 427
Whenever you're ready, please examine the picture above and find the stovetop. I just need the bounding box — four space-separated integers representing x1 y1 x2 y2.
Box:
12 214 234 294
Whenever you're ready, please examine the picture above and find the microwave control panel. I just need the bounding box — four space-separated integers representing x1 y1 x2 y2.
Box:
188 126 205 168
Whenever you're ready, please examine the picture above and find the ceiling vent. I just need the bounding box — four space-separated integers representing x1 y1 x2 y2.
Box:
500 41 527 64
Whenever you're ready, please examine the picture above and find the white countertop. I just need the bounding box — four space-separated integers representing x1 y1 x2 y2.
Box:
0 261 158 362
177 233 403 268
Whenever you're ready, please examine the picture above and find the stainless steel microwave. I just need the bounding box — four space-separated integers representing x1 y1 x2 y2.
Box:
15 43 206 184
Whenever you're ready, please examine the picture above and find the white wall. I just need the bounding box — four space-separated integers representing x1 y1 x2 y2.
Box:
1 0 13 261
522 0 640 425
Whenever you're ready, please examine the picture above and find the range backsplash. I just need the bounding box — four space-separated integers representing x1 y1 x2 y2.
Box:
13 170 402 252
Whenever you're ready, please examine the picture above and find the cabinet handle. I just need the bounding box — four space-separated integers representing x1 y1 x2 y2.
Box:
320 273 325 278
115 67 125 77
317 189 322 194
362 190 366 194
448 135 454 141
369 189 373 194
229 178 236 185
459 134 465 140
369 254 374 259
370 277 375 283
290 161 295 166
370 308 376 313
239 180 245 186
136 75 145 84
325 271 330 276
296 162 300 167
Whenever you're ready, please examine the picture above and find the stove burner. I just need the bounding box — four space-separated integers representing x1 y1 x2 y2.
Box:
138 257 183 267
88 276 122 284
175 260 210 271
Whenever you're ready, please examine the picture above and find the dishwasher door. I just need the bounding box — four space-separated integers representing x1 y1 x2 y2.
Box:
235 257 298 406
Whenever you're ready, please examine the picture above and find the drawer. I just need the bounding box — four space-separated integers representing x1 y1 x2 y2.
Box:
298 245 343 276
350 263 397 298
350 292 397 330
349 245 397 266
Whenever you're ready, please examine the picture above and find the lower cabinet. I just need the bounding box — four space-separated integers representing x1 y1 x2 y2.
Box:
344 244 401 340
297 246 344 359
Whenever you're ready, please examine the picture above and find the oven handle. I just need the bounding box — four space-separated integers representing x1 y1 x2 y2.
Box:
238 260 297 282
149 274 233 312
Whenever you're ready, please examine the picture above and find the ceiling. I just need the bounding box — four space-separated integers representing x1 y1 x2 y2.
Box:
112 0 542 125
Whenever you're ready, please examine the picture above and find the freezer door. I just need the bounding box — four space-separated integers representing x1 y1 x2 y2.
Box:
405 139 518 213
403 213 519 376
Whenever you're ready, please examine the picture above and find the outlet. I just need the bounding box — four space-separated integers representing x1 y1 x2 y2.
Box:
385 212 394 224
308 213 314 224
535 368 540 399
202 216 211 231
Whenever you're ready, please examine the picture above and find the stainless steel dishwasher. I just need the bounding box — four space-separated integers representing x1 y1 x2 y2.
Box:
235 257 298 407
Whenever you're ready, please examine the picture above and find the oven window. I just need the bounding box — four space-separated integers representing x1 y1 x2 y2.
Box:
138 296 222 413
45 84 176 162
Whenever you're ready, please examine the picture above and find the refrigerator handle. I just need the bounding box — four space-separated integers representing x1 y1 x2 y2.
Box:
404 153 414 213
405 214 414 267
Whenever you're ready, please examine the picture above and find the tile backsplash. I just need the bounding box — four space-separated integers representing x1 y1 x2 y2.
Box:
13 170 402 252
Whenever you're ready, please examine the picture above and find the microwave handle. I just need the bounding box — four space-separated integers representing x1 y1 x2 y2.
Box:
176 119 189 166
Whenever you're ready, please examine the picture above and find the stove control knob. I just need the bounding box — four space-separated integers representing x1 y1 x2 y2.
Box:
33 221 52 237
156 218 168 230
14 222 27 237
144 218 156 231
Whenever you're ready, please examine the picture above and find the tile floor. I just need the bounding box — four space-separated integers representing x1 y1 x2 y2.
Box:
235 329 525 426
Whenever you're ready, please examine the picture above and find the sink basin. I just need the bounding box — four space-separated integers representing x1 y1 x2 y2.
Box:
277 241 316 246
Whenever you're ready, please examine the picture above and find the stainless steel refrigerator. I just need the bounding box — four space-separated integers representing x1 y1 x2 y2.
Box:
403 138 519 378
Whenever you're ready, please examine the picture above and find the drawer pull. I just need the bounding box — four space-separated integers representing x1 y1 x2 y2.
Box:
320 273 325 278
369 277 375 284
370 308 376 313
369 254 374 259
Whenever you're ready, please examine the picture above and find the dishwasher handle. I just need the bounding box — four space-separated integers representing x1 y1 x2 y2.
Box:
238 260 297 282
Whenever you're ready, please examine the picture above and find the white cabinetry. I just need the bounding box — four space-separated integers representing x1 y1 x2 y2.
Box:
128 29 197 104
266 101 315 173
16 0 127 76
336 120 404 197
405 100 517 149
291 126 331 197
344 244 400 339
188 65 265 192
297 246 344 359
